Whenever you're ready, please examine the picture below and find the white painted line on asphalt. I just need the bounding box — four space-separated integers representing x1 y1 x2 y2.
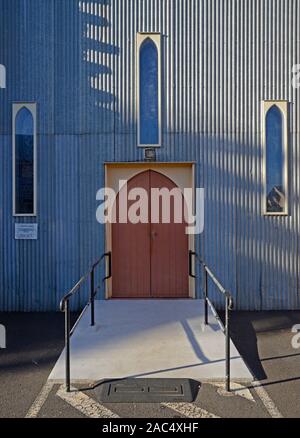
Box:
56 385 119 418
25 382 54 418
210 382 255 402
252 381 283 418
162 403 220 418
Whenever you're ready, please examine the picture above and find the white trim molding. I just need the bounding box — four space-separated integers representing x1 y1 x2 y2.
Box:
136 32 162 148
12 103 37 217
262 100 289 216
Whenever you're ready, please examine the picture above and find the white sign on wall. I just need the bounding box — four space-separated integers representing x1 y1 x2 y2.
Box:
0 64 6 89
15 224 38 240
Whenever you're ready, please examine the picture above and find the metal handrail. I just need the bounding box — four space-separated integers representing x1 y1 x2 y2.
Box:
189 250 234 392
60 252 111 392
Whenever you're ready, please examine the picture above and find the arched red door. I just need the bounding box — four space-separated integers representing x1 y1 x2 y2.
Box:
112 170 189 298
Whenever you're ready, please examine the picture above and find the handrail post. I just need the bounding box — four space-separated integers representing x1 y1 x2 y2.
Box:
225 295 231 392
65 300 71 392
60 253 111 393
204 267 208 325
90 268 95 327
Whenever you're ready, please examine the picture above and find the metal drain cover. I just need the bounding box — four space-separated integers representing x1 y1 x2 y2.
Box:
94 378 200 403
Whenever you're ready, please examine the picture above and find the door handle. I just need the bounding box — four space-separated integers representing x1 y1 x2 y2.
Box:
189 250 196 278
151 230 158 240
102 252 112 282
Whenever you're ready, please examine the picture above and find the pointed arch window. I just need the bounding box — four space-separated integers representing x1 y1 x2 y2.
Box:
13 103 37 216
137 33 161 147
263 101 288 215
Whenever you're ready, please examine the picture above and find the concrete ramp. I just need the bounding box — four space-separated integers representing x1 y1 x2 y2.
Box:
49 300 253 382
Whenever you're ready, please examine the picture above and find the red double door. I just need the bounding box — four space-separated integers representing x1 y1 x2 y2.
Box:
112 170 189 298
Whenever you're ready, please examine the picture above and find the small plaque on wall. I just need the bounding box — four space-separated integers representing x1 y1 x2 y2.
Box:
15 224 38 240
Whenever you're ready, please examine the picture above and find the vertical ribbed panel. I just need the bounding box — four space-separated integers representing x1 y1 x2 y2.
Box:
0 0 299 310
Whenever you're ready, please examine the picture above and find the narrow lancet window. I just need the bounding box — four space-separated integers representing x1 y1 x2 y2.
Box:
138 35 161 146
265 104 287 214
13 105 36 215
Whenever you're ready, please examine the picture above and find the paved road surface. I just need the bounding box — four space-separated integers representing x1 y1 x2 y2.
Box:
0 311 299 418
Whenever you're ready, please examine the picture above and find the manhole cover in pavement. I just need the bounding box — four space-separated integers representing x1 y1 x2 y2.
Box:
94 378 200 403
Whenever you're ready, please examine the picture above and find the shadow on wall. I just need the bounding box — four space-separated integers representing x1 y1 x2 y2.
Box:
80 0 119 135
193 128 299 311
54 0 120 312
73 1 299 315
75 0 120 307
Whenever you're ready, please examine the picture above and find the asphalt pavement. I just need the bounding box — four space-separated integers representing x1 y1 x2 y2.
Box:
0 310 299 418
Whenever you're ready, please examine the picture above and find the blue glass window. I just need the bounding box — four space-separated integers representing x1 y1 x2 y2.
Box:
15 107 35 214
265 105 286 213
139 38 159 145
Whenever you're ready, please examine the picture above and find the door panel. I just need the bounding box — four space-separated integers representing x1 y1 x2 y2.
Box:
150 171 189 297
112 171 151 297
112 170 189 298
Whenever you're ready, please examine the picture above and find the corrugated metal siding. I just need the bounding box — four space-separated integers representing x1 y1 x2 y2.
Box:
0 0 299 310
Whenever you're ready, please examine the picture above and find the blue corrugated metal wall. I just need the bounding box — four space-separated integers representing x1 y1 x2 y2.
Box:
0 0 299 311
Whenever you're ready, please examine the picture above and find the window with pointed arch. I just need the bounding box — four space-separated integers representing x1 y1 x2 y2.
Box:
13 103 37 216
137 33 161 147
263 101 288 215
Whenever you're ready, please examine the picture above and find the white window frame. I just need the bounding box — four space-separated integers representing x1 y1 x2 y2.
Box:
262 100 289 216
13 103 37 217
136 32 161 148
